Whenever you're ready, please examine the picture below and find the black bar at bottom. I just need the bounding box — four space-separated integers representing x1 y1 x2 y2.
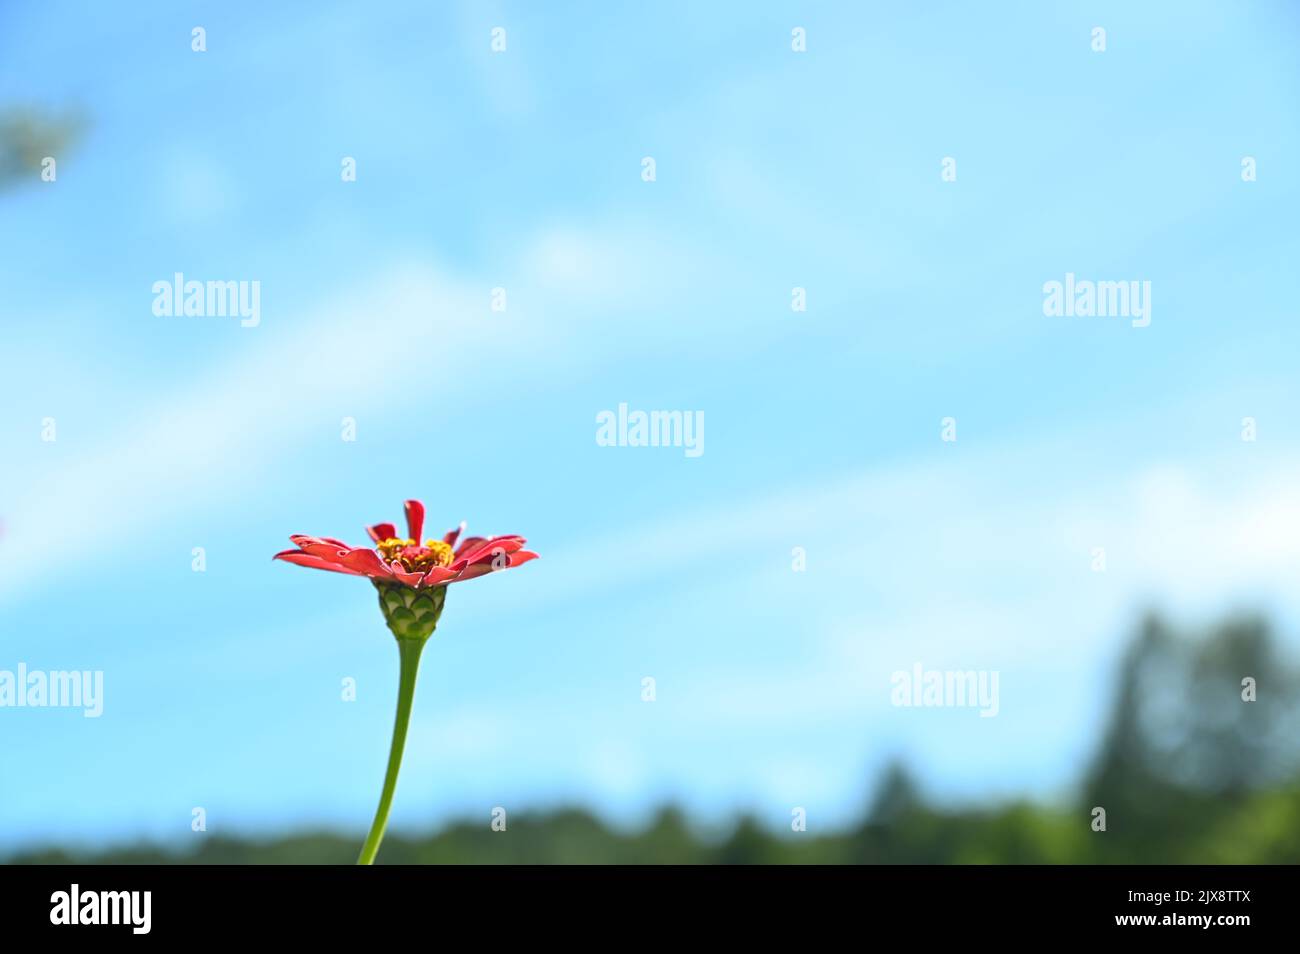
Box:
0 864 1286 940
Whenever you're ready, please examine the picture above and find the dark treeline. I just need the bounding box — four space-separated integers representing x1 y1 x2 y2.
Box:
10 614 1300 864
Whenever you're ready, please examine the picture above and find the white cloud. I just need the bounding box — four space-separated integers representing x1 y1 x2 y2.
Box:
0 263 487 601
502 436 1300 634
0 218 715 602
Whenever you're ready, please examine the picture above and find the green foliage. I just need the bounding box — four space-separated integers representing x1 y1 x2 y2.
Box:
0 108 84 187
8 613 1298 864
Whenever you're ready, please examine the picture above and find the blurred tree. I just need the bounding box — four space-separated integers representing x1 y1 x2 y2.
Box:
867 760 923 826
1083 612 1299 861
7 613 1299 865
0 107 84 188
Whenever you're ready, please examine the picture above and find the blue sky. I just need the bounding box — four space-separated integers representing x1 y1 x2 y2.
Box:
2 1 1299 850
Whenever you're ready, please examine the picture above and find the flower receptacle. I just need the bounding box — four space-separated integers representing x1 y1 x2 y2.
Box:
374 580 446 641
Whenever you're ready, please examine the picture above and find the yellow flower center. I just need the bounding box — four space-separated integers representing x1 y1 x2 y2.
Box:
376 537 455 571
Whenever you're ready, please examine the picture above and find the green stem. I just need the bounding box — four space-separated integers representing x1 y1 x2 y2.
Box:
357 637 427 865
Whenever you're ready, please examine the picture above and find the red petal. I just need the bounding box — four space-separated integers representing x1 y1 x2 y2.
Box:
443 521 466 547
289 535 353 563
388 561 425 587
452 536 526 570
443 547 537 584
291 535 354 549
366 523 397 543
273 550 366 576
454 534 524 562
338 548 394 578
452 536 487 558
447 563 493 583
421 565 458 587
450 547 536 582
449 552 530 582
404 500 425 542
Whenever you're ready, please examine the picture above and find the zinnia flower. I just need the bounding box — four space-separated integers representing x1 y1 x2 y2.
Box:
274 498 537 640
274 498 536 864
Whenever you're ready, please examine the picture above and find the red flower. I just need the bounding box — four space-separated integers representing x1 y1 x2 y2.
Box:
275 501 538 863
274 499 537 589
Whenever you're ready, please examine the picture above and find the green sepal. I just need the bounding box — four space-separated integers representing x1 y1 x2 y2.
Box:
374 580 447 641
